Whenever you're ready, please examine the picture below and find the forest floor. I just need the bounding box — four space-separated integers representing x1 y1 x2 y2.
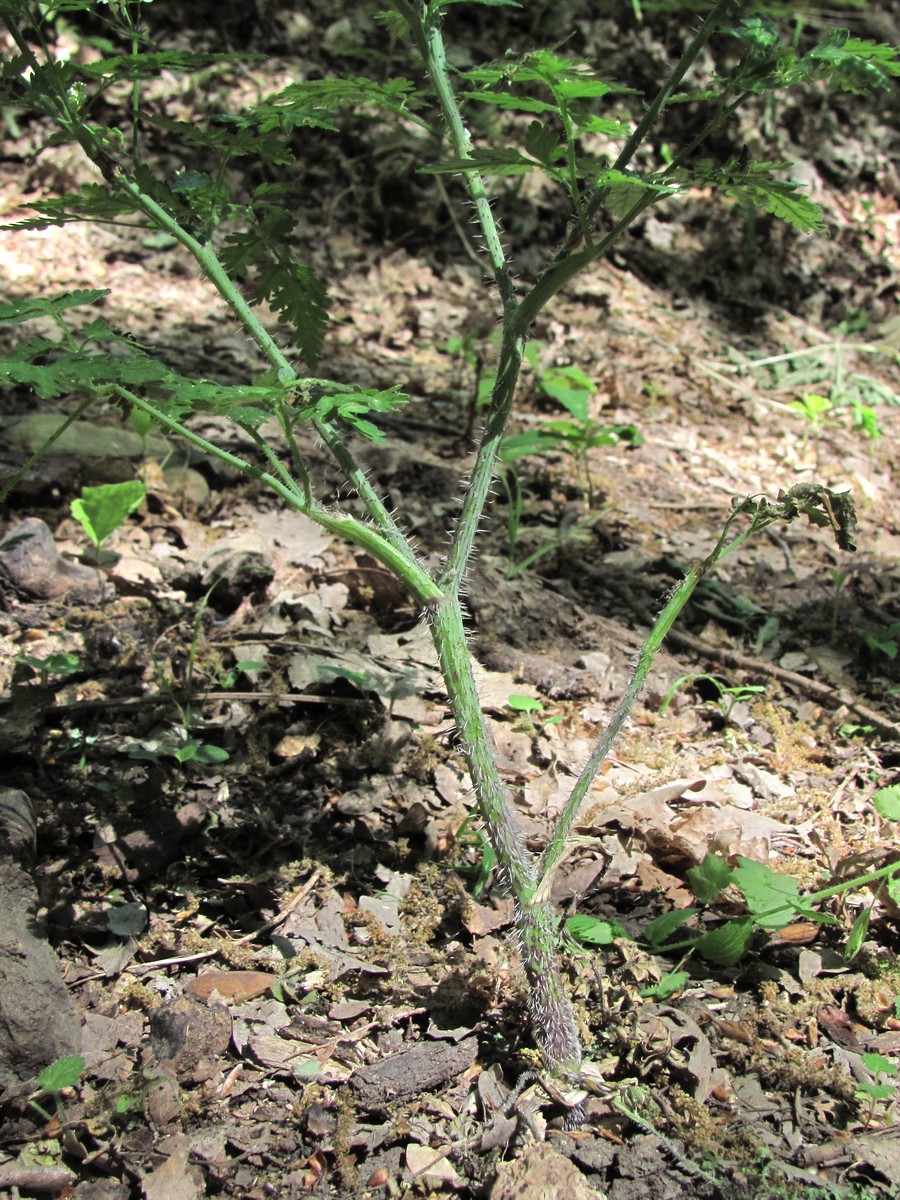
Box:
1 5 900 1199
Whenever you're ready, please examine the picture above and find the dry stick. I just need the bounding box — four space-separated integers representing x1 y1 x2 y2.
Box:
588 566 900 739
666 628 900 740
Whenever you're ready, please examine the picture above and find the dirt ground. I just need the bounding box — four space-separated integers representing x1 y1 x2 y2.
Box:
1 4 900 1198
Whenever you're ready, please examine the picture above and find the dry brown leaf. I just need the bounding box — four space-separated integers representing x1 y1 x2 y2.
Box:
141 1136 202 1200
186 970 275 1003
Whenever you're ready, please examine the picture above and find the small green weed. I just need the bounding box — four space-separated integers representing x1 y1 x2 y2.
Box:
506 693 563 731
500 363 641 509
70 479 146 560
28 1054 85 1124
15 651 80 687
855 1051 898 1128
858 621 900 661
661 672 766 723
565 788 900 973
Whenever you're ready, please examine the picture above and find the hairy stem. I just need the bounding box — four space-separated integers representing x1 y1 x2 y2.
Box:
418 5 516 314
536 504 767 899
119 389 439 605
426 592 583 1074
439 325 526 593
425 594 534 898
518 901 582 1075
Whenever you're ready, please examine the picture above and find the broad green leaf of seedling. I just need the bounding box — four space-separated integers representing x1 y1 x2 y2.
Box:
37 1055 85 1094
861 624 900 660
566 914 628 946
694 917 754 966
687 852 733 904
862 1052 898 1077
853 402 882 440
731 858 799 931
17 651 80 685
107 902 149 938
540 365 594 421
640 970 690 1000
873 786 900 821
845 907 871 961
642 907 698 950
174 741 230 764
857 1081 897 1103
789 392 832 424
507 694 543 714
71 480 146 548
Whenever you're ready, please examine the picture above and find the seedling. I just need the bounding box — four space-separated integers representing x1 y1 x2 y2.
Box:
452 814 496 900
70 480 146 561
723 331 900 430
28 1054 85 1124
126 736 230 767
660 672 766 723
496 463 595 579
858 622 900 661
0 0 885 1087
500 366 641 509
788 390 834 454
829 568 850 645
855 1052 898 1129
16 650 80 687
873 785 900 821
218 659 267 689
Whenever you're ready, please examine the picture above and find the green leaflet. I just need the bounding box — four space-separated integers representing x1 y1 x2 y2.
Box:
0 290 111 324
421 146 544 177
694 917 754 966
730 858 799 932
220 208 330 366
642 907 698 949
249 76 425 136
292 383 411 443
687 852 733 905
726 176 825 235
71 481 146 549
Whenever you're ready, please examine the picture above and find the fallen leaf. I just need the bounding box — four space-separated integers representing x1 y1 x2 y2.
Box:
186 970 275 1003
142 1135 202 1200
406 1144 464 1189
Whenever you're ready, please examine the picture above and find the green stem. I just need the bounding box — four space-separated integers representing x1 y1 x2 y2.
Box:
0 394 96 505
440 324 526 593
419 5 516 314
604 0 740 183
118 388 439 605
425 592 582 1075
518 901 583 1075
112 181 417 564
514 190 659 334
536 562 705 899
425 594 535 898
536 506 762 897
517 0 739 332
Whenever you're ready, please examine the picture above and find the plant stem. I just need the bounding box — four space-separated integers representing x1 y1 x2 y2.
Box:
536 504 765 898
119 389 440 606
425 594 534 898
0 393 96 505
604 0 740 185
425 591 583 1075
418 5 517 314
440 325 526 593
